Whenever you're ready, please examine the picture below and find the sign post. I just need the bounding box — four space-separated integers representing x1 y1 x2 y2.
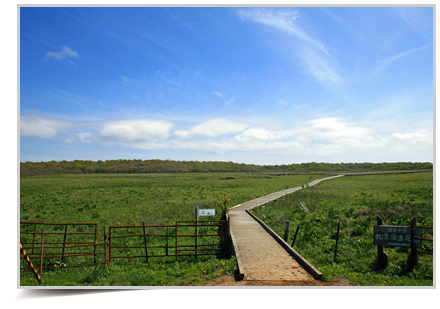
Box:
373 216 422 270
376 216 388 270
407 217 418 270
195 206 199 258
199 209 215 216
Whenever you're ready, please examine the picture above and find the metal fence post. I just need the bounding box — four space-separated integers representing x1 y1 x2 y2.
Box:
104 227 108 267
142 221 149 262
94 224 97 264
291 226 300 247
166 226 169 256
32 223 37 254
109 227 112 263
40 229 45 274
195 207 199 258
175 221 178 261
333 222 340 263
61 225 68 263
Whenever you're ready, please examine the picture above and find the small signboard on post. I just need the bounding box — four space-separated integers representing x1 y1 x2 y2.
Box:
199 209 215 216
373 225 422 248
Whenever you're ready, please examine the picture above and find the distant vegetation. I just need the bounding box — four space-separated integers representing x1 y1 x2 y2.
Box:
20 159 433 176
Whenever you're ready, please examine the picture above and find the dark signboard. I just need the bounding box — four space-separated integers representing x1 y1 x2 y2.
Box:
373 225 422 248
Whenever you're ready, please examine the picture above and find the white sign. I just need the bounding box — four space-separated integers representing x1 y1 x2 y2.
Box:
199 209 215 216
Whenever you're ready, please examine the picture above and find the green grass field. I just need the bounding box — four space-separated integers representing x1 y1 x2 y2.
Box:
20 172 323 286
20 171 433 286
252 172 433 286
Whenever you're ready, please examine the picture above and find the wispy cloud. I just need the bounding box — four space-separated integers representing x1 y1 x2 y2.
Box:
156 70 182 87
237 8 344 91
122 76 135 86
210 91 224 98
395 7 433 37
298 47 344 89
238 8 329 55
67 60 79 66
377 44 432 65
44 46 79 60
370 44 432 78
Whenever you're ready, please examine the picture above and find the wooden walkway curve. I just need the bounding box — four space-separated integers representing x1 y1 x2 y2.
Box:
227 175 344 281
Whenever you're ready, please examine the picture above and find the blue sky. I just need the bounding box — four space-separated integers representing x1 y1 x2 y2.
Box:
19 6 433 165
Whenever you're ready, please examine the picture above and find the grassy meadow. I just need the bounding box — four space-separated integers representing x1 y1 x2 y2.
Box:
252 172 433 286
20 171 433 286
20 172 323 286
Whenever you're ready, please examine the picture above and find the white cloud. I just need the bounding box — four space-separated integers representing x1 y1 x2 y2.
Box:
20 114 432 163
20 115 73 139
63 132 93 144
306 117 371 141
391 129 432 144
45 46 79 60
97 119 173 143
174 118 248 139
234 128 296 142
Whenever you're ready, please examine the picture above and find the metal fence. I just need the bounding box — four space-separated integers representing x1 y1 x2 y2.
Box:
175 220 226 260
20 220 227 271
20 222 107 271
413 224 433 255
108 220 226 262
109 224 174 261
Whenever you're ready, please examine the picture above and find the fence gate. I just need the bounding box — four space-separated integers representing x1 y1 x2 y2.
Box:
175 220 226 261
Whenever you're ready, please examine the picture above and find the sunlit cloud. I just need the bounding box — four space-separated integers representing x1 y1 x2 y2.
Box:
174 118 248 139
391 129 432 144
97 119 173 143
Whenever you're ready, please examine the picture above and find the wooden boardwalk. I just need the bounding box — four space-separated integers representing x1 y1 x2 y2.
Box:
227 175 343 281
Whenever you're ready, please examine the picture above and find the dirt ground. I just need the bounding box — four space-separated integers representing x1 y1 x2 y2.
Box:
195 275 352 286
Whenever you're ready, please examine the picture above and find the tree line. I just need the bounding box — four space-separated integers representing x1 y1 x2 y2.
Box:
19 159 433 177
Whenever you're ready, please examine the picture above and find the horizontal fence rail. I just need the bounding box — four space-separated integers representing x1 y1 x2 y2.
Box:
413 225 433 255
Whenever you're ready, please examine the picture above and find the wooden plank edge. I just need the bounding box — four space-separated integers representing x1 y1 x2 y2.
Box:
226 214 245 281
246 209 322 280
